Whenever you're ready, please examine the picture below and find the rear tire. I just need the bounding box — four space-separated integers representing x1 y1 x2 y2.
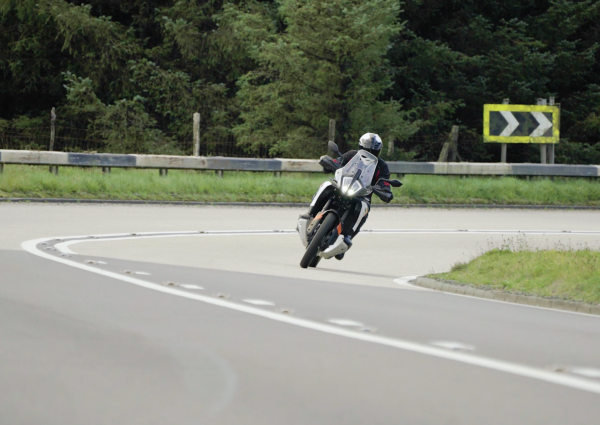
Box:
300 213 338 269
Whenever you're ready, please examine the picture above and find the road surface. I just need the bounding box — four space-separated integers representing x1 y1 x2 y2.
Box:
1 203 600 424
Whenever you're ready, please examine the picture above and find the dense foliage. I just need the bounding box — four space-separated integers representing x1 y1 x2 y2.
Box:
1 0 599 161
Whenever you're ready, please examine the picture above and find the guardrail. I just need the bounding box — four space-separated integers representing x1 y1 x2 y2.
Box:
0 149 599 178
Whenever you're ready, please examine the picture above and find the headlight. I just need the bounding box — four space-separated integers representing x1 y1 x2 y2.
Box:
347 180 363 196
341 177 353 194
341 177 363 196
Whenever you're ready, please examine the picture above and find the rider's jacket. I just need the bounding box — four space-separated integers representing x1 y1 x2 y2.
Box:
334 150 393 203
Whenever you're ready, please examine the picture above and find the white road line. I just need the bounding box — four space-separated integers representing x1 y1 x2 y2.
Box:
243 299 275 306
180 284 203 290
393 276 432 291
568 367 600 379
328 319 365 327
22 234 600 396
430 341 476 352
135 271 151 276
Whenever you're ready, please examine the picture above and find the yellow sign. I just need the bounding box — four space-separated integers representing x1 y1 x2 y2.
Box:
483 104 560 144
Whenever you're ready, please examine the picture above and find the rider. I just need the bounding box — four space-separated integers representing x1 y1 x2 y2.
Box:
316 132 393 260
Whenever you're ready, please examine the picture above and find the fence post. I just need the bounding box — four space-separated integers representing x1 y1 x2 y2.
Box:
387 139 395 158
216 170 223 178
159 169 168 177
449 125 459 162
548 97 556 164
0 164 3 174
501 98 509 163
193 112 200 156
102 167 111 174
49 107 59 174
49 107 56 151
328 119 336 142
438 125 459 162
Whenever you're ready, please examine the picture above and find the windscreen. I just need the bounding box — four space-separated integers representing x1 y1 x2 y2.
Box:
335 150 378 192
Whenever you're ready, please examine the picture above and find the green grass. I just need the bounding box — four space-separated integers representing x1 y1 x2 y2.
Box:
432 247 600 304
1 164 600 205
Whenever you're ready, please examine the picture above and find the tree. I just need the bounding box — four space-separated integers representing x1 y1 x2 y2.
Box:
228 0 419 158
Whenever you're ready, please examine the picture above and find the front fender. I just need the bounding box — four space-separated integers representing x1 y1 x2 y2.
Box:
310 181 334 207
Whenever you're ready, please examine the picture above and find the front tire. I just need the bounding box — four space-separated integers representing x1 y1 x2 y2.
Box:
300 213 338 269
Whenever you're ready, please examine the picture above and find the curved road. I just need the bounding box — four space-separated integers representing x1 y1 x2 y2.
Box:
2 203 600 424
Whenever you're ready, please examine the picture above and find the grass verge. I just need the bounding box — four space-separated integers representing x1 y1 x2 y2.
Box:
1 164 600 205
432 246 600 304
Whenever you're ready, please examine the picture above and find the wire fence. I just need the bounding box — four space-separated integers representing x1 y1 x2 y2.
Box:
0 125 449 160
0 126 275 158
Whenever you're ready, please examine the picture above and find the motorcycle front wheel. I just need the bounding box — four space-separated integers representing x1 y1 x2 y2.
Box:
300 213 338 269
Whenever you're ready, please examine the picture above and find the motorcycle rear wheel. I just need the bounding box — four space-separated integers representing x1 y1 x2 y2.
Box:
300 213 338 269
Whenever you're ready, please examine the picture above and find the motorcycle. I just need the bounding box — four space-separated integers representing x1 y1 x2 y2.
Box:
297 141 402 268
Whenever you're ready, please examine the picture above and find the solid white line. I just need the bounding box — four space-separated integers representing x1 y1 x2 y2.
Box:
22 235 600 395
328 319 364 327
180 284 203 290
569 367 600 379
243 299 275 306
430 341 476 352
393 276 432 291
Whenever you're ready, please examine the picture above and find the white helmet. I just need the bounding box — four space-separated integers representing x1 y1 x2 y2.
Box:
359 133 383 157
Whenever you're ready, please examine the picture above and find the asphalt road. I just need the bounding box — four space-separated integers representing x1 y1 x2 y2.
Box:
2 203 600 424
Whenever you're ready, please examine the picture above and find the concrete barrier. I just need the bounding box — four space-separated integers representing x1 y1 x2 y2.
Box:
1 149 598 177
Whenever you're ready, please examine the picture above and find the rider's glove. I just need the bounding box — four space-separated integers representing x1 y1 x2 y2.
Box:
319 155 342 174
373 184 393 203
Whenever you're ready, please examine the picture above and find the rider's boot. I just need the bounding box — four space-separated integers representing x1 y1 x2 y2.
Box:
335 235 353 260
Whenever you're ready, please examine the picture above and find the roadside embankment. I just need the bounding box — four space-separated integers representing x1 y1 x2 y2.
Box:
2 164 600 206
422 245 600 314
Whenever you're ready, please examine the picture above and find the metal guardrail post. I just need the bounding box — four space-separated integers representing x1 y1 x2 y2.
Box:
102 167 111 174
216 170 223 178
159 169 168 176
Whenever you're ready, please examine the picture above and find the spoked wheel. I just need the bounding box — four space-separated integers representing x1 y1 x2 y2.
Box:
300 213 338 269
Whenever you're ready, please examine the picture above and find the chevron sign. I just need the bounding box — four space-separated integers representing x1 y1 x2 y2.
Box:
483 104 560 144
